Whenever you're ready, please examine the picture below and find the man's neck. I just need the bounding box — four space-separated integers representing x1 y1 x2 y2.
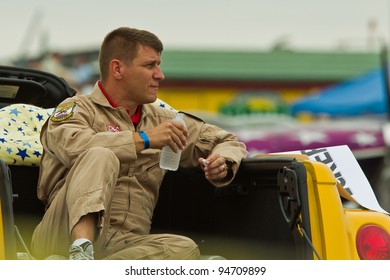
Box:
98 81 138 116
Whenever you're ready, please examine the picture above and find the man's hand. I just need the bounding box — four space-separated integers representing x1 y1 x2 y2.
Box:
199 154 229 181
139 119 188 151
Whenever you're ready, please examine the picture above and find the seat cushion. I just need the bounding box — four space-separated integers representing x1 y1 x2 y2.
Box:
0 104 51 166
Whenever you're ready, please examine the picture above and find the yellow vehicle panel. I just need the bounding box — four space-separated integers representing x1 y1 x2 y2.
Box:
302 159 390 259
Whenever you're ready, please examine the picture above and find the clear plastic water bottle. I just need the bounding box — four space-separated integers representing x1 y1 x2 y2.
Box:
159 112 186 171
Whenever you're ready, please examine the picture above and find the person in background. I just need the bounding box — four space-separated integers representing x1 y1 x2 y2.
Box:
31 27 248 260
70 54 96 94
41 51 74 85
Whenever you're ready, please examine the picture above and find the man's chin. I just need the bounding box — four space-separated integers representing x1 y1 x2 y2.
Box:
145 96 157 104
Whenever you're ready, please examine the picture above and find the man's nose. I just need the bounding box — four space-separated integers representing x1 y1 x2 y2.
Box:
154 67 165 80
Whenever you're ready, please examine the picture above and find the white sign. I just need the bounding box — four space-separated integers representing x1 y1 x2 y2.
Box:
275 145 388 214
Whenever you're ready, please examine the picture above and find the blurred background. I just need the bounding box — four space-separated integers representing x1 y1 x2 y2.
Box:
4 0 390 260
2 0 390 210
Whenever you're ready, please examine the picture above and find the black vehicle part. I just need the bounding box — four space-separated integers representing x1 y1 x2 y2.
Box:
215 156 301 196
277 166 302 230
7 165 44 252
0 159 17 260
0 65 76 108
224 157 314 259
153 156 308 259
276 162 314 260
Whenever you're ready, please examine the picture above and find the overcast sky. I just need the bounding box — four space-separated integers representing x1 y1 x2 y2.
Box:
1 0 390 62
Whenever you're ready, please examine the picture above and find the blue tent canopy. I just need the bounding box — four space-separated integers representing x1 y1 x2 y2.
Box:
291 68 389 117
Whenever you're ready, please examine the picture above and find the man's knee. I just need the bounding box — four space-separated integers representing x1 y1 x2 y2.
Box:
77 147 119 174
83 147 118 163
166 235 200 260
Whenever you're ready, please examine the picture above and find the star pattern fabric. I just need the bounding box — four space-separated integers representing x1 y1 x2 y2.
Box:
0 104 51 166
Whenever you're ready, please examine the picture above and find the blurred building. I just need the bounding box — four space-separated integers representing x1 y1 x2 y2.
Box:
158 49 381 113
16 48 381 112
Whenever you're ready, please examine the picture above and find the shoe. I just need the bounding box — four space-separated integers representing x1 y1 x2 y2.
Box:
69 240 94 260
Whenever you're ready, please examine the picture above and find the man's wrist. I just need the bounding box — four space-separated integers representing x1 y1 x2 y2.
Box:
139 131 150 149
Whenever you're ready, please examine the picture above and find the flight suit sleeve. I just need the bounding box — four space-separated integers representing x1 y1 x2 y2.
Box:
43 100 137 168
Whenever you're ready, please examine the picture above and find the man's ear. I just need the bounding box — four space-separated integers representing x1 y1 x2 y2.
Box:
110 59 123 80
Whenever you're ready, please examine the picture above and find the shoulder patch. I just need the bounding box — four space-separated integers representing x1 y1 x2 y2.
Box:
50 102 76 122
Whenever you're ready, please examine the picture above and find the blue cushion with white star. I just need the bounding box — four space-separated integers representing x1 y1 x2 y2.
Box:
0 104 51 166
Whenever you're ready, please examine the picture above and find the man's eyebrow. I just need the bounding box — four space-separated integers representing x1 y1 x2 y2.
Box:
144 58 161 64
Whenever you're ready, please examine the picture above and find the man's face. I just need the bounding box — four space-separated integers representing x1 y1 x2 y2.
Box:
121 45 165 105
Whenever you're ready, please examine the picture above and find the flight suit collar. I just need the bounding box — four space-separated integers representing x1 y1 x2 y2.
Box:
90 82 113 108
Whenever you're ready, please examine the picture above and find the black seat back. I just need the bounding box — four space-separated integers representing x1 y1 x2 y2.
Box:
0 66 76 109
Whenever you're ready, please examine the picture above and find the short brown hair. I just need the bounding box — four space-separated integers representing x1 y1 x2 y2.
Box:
99 27 163 81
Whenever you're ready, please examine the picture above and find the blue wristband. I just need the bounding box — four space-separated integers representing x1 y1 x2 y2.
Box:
139 131 150 149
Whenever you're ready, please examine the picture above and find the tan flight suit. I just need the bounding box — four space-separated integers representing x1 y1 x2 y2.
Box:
31 84 248 260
